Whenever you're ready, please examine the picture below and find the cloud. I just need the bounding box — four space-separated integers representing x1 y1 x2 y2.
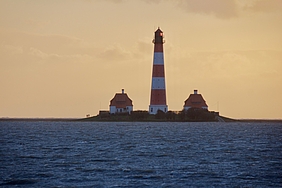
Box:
242 0 282 12
0 30 149 67
139 0 239 19
28 47 94 64
0 45 23 55
0 30 100 64
177 0 282 18
0 31 98 67
0 31 84 54
86 0 282 19
85 0 125 3
29 47 50 59
141 0 162 4
168 50 282 82
97 45 132 61
24 19 50 29
142 0 282 19
176 0 238 19
135 40 152 54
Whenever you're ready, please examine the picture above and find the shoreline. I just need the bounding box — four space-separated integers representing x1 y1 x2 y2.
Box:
0 118 76 122
1 117 282 123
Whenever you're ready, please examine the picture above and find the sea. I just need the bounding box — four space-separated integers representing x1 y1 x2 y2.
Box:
0 121 281 187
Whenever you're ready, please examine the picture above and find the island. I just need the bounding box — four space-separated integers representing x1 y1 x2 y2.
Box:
79 108 235 122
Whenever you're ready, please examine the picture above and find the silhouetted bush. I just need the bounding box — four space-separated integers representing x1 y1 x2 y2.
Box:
155 110 166 119
130 111 149 120
113 112 130 116
180 108 216 121
165 111 176 121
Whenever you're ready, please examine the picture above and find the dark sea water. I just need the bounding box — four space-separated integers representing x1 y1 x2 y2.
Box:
0 121 281 187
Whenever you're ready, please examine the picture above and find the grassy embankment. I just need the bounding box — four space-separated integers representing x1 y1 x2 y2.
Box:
79 108 235 122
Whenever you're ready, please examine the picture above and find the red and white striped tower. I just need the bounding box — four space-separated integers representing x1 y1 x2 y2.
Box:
149 27 168 114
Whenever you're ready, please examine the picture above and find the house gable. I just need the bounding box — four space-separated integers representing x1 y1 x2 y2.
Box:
184 90 208 110
109 89 133 114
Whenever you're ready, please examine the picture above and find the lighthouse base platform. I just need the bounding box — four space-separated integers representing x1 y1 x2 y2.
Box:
149 105 168 115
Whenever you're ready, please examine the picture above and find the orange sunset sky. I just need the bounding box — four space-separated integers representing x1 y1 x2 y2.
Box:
1 0 282 119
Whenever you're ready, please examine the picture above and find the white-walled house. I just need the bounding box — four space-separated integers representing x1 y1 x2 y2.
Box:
109 89 133 114
183 90 208 111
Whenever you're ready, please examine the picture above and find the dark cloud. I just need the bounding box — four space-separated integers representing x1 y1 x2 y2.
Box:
243 0 282 12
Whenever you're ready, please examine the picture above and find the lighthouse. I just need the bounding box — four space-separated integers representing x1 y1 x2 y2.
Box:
149 27 168 114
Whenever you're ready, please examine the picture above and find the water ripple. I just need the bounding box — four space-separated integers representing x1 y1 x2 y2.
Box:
0 121 281 187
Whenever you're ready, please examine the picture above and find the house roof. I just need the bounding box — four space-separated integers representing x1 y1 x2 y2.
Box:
184 93 208 108
110 93 133 108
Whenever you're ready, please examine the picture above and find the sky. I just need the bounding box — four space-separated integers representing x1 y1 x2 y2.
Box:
0 0 282 119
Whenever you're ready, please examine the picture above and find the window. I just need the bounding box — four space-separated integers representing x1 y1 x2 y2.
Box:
151 108 153 112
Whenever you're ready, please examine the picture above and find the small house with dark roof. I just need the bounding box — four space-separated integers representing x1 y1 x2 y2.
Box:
183 90 208 110
109 89 133 114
